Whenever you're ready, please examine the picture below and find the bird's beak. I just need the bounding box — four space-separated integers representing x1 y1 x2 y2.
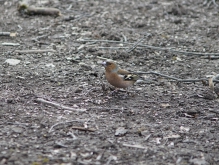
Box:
102 61 107 67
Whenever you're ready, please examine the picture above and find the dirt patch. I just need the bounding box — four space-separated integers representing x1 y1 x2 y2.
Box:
0 0 219 164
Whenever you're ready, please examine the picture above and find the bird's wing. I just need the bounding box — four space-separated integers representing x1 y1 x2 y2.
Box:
118 74 139 81
117 69 130 75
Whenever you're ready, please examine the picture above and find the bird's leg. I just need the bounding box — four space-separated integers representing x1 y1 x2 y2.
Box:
110 88 119 95
110 88 134 98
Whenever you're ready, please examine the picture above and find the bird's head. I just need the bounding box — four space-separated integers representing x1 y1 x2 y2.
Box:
102 60 119 73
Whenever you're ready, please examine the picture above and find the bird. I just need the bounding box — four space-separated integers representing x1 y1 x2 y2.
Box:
102 60 139 89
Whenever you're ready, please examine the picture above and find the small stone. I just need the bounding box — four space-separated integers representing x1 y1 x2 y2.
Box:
45 63 55 68
74 87 83 93
5 59 20 65
11 126 23 133
73 104 79 108
115 127 128 136
79 62 92 70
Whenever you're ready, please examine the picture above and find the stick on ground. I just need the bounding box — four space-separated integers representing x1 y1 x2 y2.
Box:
78 39 219 56
35 98 86 112
134 71 219 83
49 120 85 133
18 2 61 16
15 49 56 54
71 126 96 132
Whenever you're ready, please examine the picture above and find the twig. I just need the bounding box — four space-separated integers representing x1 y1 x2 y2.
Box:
174 79 208 82
49 120 85 133
162 48 219 56
18 2 61 16
204 0 218 7
71 126 96 132
96 56 112 60
203 56 219 60
6 122 29 126
0 32 10 36
121 33 127 42
31 34 49 42
15 49 56 54
123 143 147 150
67 132 78 140
8 45 21 55
144 134 151 141
0 32 17 37
98 47 129 49
1 42 20 46
134 71 219 83
213 74 219 81
106 155 117 165
84 87 96 95
127 33 150 53
35 98 86 112
77 39 122 44
211 0 218 6
135 71 179 80
77 39 219 56
209 110 219 114
89 106 125 111
209 77 214 91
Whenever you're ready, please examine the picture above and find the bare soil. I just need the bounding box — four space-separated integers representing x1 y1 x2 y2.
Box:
0 0 219 165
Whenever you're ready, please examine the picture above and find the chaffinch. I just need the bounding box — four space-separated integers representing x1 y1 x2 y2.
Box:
102 60 139 88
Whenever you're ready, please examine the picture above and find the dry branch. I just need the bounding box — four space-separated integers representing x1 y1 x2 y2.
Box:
35 98 86 112
144 134 151 141
127 33 151 53
49 120 85 133
18 2 61 16
71 126 96 132
0 32 10 36
134 71 219 83
203 0 218 7
96 56 110 60
98 47 130 49
96 54 219 84
203 56 219 60
78 39 219 56
136 71 179 80
2 43 20 46
15 49 56 54
123 143 148 150
0 32 17 37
